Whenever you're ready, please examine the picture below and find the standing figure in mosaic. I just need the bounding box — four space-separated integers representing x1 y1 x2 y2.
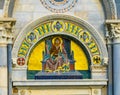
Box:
45 37 68 72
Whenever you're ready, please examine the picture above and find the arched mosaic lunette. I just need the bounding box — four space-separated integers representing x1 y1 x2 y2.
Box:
12 14 108 67
17 21 100 66
26 34 92 79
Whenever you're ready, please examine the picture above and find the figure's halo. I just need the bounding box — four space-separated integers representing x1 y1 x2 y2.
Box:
52 37 63 45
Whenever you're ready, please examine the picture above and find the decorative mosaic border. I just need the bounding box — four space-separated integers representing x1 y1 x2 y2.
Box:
40 0 77 13
17 20 101 66
12 15 108 67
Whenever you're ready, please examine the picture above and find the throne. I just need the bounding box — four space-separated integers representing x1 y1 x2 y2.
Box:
41 38 76 71
35 38 83 79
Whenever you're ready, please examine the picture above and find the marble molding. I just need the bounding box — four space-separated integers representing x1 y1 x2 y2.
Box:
91 65 107 79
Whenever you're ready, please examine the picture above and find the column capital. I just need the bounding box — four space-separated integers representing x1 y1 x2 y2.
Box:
0 18 16 45
106 20 120 40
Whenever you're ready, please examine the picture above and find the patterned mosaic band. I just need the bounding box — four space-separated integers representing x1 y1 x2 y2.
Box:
40 0 77 13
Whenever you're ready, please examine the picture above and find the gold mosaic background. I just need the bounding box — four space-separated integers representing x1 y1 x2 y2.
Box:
28 40 88 70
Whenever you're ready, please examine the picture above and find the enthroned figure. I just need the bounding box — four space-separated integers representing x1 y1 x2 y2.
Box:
42 37 75 73
45 37 68 72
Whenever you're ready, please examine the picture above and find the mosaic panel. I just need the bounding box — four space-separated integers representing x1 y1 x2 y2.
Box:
27 36 90 79
17 20 102 79
40 0 77 13
18 20 101 66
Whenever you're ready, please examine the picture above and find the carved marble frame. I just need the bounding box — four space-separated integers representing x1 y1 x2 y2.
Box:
12 14 108 61
12 15 108 85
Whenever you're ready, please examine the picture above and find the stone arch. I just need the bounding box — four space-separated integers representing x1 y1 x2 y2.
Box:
102 0 117 19
3 0 15 17
12 14 108 80
12 14 108 65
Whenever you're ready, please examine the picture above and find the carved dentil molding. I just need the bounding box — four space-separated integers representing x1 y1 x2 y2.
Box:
0 18 16 44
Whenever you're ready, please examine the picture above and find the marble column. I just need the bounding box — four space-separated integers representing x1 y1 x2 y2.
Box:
106 21 120 95
0 45 8 95
7 44 12 95
0 18 16 95
107 44 113 95
113 38 120 95
112 26 120 95
105 24 113 95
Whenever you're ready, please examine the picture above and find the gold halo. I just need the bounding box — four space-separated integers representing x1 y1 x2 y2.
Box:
52 37 63 45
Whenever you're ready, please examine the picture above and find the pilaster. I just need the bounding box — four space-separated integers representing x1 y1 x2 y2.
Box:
91 65 107 79
0 18 16 95
106 20 120 95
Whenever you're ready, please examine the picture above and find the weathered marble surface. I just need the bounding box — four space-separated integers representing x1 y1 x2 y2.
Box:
13 0 105 38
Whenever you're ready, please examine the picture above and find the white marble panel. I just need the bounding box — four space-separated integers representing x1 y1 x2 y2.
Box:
0 46 7 66
12 68 27 81
0 87 7 95
0 9 3 17
0 67 7 87
13 79 108 86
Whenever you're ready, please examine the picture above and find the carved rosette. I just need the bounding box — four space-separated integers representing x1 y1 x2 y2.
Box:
106 20 120 39
0 18 16 45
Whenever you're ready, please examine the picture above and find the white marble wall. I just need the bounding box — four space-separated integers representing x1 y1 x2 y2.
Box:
91 65 107 79
11 1 107 95
0 46 7 66
0 67 8 95
12 86 107 95
12 0 105 38
0 9 4 17
12 68 27 81
0 45 8 95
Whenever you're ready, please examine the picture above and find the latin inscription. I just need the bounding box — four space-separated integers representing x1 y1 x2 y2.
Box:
17 20 101 65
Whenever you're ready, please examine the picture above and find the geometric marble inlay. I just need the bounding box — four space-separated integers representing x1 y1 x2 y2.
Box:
40 0 78 13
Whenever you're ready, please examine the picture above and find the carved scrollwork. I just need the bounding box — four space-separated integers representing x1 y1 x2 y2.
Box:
0 19 16 44
110 24 120 38
106 22 120 39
